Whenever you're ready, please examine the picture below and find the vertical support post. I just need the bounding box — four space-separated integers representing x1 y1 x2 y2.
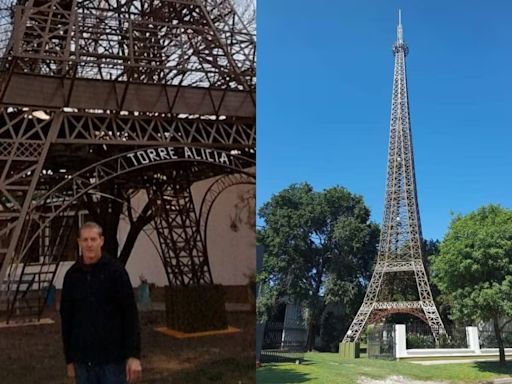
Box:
339 341 360 359
466 326 480 354
149 173 227 332
394 324 407 359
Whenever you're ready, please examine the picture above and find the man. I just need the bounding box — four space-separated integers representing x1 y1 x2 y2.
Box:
60 221 142 384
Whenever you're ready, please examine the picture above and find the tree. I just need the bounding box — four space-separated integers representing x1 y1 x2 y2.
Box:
422 238 440 272
229 188 256 233
233 0 256 33
431 204 512 365
257 183 379 351
83 184 155 266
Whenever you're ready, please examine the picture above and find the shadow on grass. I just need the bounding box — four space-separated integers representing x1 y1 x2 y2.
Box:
260 358 314 366
474 361 512 375
256 365 312 384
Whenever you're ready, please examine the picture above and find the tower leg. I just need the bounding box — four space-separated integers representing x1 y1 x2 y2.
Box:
148 174 228 332
4 210 76 323
414 265 446 339
342 303 375 343
342 268 384 342
0 109 61 318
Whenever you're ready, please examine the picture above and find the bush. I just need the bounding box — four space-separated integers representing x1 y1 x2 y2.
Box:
406 334 436 349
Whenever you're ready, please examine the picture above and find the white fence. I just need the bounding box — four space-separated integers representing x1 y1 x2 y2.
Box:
395 324 512 361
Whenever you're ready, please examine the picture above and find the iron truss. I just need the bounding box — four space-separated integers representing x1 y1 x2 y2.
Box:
0 146 255 277
0 0 255 114
342 13 445 343
0 144 254 321
0 109 255 154
0 0 255 322
148 173 213 287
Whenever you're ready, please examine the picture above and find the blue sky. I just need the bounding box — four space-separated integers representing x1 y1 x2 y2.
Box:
257 0 512 241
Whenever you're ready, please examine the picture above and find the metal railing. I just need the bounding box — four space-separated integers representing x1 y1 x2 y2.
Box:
406 322 467 349
479 329 512 349
368 323 395 359
260 321 308 363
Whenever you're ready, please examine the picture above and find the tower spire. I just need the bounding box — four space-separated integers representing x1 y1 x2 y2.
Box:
393 9 408 56
397 9 404 43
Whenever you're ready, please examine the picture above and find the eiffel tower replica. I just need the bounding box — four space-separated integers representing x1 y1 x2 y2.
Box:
0 0 255 326
342 11 445 343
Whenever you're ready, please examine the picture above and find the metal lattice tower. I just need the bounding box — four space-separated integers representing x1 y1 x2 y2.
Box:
147 172 214 288
0 0 255 323
342 11 445 343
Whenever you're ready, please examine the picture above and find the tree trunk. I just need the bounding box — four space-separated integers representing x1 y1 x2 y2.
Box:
118 224 143 266
102 214 120 258
493 317 506 366
306 320 316 352
102 185 123 258
118 199 154 266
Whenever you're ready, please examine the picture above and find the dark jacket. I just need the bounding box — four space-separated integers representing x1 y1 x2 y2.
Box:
60 254 141 364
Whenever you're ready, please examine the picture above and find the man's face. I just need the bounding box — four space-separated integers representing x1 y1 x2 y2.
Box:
78 228 104 265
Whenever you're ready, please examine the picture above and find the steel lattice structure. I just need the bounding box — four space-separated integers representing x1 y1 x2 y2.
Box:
0 0 255 323
148 172 212 287
342 12 445 343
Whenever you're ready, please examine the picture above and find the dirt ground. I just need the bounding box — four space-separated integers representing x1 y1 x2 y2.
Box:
0 308 256 384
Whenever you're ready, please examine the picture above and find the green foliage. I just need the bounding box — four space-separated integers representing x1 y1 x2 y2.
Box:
406 334 435 349
256 282 282 321
422 238 440 273
405 333 466 349
431 204 512 323
480 330 512 348
431 204 512 364
257 183 379 343
318 311 345 352
363 324 374 344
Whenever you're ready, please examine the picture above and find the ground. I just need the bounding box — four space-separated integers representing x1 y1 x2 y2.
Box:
256 352 512 384
0 308 255 384
358 377 447 384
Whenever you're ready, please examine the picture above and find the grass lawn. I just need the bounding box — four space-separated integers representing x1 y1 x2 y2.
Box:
256 352 512 384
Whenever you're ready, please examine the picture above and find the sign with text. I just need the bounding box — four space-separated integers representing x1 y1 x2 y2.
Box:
125 146 236 168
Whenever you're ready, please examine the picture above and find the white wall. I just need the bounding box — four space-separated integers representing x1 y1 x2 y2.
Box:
195 179 256 287
121 170 256 287
394 324 512 361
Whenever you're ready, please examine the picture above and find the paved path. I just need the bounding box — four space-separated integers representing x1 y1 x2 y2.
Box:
358 377 446 384
358 375 512 384
410 358 498 365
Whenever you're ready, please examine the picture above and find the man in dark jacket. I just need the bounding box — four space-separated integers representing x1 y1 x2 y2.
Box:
60 221 142 384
